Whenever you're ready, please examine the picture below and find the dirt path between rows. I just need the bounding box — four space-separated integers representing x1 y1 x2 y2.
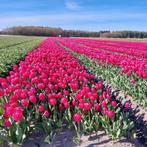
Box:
22 128 143 147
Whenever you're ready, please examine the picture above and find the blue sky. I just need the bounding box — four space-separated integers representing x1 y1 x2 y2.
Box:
0 0 147 31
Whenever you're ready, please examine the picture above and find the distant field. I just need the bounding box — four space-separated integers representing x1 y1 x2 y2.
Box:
71 37 147 42
0 35 146 77
95 37 147 42
0 35 38 49
0 35 45 76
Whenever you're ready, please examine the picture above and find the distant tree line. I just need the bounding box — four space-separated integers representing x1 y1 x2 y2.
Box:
1 26 101 37
1 26 147 38
2 26 63 36
100 31 147 38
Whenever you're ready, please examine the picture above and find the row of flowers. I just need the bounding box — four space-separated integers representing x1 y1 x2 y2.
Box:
72 38 147 58
0 38 133 146
55 38 147 106
55 38 147 79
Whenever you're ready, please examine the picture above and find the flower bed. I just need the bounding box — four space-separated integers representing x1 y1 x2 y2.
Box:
55 38 147 79
55 38 147 106
0 38 133 146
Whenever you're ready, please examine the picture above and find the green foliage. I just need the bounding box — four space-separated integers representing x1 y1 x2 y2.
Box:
0 36 36 49
0 36 44 77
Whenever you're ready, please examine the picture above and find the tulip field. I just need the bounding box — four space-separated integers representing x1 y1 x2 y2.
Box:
0 36 147 146
55 38 147 106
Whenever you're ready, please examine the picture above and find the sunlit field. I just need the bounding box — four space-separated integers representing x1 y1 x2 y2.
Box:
0 36 147 146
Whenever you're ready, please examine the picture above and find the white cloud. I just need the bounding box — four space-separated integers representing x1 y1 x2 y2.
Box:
65 0 80 10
